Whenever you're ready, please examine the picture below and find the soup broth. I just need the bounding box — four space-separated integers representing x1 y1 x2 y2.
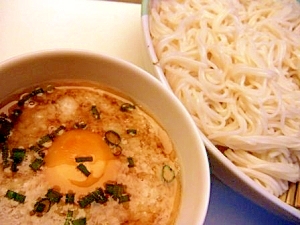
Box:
0 81 181 225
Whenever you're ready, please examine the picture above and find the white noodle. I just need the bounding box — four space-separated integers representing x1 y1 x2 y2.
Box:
150 0 300 196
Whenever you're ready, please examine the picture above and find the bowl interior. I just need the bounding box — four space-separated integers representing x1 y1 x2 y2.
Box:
0 50 210 224
141 0 300 223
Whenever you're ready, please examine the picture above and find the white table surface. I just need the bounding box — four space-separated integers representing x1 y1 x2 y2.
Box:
0 0 297 224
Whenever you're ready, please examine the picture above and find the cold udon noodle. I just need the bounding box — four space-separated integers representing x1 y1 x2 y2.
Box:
150 0 300 198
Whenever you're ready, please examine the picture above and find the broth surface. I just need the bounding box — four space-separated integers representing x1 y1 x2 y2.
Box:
0 81 181 225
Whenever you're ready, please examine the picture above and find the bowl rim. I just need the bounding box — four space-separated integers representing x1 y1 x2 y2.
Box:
0 49 211 225
141 0 300 222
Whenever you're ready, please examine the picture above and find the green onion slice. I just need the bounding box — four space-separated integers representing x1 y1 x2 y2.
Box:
119 194 130 203
10 108 22 123
91 105 100 119
5 190 26 203
120 103 135 112
33 198 51 215
50 125 66 137
162 165 176 183
46 189 63 203
75 156 93 163
104 182 130 203
1 143 10 168
126 129 137 136
65 192 75 204
0 117 13 142
110 145 122 156
127 157 134 168
37 134 52 147
92 188 108 204
18 87 44 107
74 122 87 129
78 193 95 208
77 163 91 177
29 145 45 158
104 130 121 146
30 158 44 171
64 210 74 225
72 217 86 225
11 148 26 164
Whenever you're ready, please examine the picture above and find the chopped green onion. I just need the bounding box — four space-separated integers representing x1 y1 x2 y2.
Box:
10 108 22 123
120 103 135 112
31 87 44 96
77 163 91 177
29 145 41 152
127 157 135 168
37 134 52 147
92 188 108 204
126 129 137 136
104 182 129 203
91 105 100 119
5 190 26 203
50 125 66 138
32 198 51 216
17 94 31 107
30 158 44 171
45 84 55 93
18 87 44 107
119 194 130 203
65 192 75 204
72 217 86 225
104 130 121 146
78 193 95 208
75 156 93 163
0 117 13 142
1 143 10 168
162 165 176 183
74 122 87 129
64 210 73 225
110 145 122 156
46 189 63 203
29 145 45 158
11 148 26 164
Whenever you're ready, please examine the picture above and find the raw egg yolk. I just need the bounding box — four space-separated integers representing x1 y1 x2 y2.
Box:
44 129 120 195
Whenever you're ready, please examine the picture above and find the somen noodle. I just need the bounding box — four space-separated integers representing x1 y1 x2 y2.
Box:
150 0 300 197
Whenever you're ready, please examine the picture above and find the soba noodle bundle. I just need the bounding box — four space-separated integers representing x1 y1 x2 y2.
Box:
150 0 300 197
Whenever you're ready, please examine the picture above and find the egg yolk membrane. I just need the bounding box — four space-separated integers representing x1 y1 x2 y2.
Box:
44 129 120 195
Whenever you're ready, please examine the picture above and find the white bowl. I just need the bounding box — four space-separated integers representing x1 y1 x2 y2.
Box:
141 0 300 223
0 50 210 224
